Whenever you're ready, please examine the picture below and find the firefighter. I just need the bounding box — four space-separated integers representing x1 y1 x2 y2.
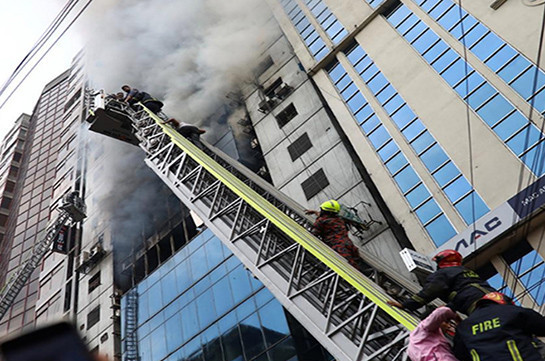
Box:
453 292 545 361
388 249 495 315
161 118 206 149
121 85 164 114
305 200 362 269
408 306 461 361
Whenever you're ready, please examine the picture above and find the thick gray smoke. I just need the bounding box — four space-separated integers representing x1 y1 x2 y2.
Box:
83 0 278 126
79 0 278 284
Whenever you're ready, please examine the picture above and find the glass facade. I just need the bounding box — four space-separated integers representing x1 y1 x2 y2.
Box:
302 0 347 45
327 61 457 246
508 244 545 305
279 0 329 60
386 4 545 176
344 43 489 225
413 0 545 116
122 229 331 361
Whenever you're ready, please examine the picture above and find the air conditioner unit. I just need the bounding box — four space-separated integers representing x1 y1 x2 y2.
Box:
81 251 90 263
258 97 276 113
274 83 292 99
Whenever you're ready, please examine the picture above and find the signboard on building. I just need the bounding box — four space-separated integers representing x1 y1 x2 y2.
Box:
436 176 545 258
52 225 69 254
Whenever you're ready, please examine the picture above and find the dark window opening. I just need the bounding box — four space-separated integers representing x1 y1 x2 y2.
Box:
1 197 12 210
88 272 101 293
87 306 100 330
287 133 313 161
381 0 402 17
5 181 15 193
301 169 330 200
263 78 284 98
275 103 298 128
255 55 274 77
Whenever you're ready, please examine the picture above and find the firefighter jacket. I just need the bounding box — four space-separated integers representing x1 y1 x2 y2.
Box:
402 266 494 315
453 303 545 361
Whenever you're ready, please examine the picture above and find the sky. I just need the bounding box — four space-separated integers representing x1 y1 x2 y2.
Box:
0 1 84 140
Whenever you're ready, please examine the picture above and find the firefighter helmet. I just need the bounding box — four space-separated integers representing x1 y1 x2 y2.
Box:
432 249 462 268
476 292 514 307
320 200 341 213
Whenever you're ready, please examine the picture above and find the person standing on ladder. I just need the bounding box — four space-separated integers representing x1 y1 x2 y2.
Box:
388 250 495 315
305 200 362 270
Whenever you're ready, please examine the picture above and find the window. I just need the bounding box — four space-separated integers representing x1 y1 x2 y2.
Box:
12 152 22 162
385 4 545 177
301 169 329 200
1 197 12 210
4 181 15 193
87 306 100 329
287 133 312 161
275 103 298 128
254 55 274 77
263 78 283 99
88 272 101 294
8 166 18 177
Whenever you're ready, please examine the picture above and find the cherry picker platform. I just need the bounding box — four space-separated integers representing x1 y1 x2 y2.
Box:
87 94 420 361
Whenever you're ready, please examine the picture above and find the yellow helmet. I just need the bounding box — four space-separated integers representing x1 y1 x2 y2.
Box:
320 200 340 213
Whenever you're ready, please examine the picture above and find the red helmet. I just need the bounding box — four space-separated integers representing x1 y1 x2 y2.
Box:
476 292 514 307
432 249 462 268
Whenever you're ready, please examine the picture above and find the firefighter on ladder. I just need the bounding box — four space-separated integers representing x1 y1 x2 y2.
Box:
121 85 163 114
453 292 545 361
305 200 362 270
388 249 495 315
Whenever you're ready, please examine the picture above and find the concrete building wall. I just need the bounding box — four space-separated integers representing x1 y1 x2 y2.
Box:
265 0 545 308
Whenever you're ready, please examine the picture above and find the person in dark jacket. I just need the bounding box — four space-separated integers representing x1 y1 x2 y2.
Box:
306 200 361 269
121 85 164 114
388 249 495 315
453 292 545 361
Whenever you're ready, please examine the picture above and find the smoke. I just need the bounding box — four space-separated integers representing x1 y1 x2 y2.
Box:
84 131 187 286
79 0 278 284
82 0 279 127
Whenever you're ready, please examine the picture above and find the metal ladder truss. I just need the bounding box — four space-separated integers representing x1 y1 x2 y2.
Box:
0 195 86 322
124 288 139 361
124 104 419 361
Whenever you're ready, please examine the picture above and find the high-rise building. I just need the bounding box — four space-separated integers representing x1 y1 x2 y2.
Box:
0 70 70 336
3 0 545 360
0 113 30 278
263 0 545 309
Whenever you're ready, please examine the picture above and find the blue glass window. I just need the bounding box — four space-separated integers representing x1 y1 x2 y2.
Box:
327 59 458 244
455 192 490 224
406 183 431 208
415 198 442 224
420 143 449 172
344 42 489 226
425 215 458 246
387 5 545 176
394 167 421 193
279 1 330 60
414 0 545 115
510 250 545 305
385 152 409 174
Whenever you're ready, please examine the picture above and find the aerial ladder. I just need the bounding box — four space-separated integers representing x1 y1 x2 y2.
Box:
0 193 86 322
88 94 421 361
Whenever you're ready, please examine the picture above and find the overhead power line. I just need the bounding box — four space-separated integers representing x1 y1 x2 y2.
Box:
0 0 93 112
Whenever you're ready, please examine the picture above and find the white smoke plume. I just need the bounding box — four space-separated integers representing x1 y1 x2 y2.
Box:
78 0 278 284
83 0 279 126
